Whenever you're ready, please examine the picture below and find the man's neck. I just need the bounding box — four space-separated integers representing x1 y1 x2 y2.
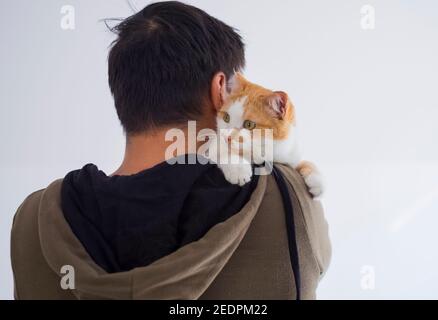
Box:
112 130 170 176
112 120 214 177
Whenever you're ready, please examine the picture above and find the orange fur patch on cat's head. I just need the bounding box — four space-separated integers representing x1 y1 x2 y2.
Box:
218 73 295 140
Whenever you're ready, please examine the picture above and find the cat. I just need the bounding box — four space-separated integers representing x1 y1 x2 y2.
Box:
205 72 324 199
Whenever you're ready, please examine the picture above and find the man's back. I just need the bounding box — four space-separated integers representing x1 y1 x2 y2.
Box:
11 164 330 300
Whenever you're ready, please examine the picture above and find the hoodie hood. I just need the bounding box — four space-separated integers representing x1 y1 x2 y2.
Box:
37 162 268 299
61 158 258 273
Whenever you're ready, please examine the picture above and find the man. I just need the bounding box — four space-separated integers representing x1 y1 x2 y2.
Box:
10 1 331 300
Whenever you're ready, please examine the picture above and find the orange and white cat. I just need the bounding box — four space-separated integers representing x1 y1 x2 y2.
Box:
206 73 324 199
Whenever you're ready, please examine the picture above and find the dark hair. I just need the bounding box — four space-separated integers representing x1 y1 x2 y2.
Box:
108 1 245 134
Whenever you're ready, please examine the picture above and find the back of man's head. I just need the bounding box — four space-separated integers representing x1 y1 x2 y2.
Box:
108 1 245 134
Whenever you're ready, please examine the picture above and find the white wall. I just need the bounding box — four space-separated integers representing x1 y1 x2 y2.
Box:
1 0 437 299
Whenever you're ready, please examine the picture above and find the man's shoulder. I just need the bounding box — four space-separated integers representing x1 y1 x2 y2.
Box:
12 180 64 229
272 163 306 191
14 189 44 224
271 163 332 277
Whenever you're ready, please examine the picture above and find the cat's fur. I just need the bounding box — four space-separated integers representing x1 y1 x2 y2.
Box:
206 73 324 199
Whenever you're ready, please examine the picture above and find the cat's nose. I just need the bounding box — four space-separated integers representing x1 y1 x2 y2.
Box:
227 136 232 143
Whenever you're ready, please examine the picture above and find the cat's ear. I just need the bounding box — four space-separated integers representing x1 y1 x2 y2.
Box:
266 91 289 120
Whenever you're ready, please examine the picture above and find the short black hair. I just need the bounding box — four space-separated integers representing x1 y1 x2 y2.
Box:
108 1 245 134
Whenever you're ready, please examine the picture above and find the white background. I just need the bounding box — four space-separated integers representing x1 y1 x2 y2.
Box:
1 0 438 299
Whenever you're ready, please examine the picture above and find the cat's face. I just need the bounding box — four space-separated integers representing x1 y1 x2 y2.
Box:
217 73 295 143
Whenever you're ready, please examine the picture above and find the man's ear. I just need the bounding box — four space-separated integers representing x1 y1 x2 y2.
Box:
210 72 227 112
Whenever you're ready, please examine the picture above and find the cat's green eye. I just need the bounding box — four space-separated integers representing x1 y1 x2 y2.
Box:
223 112 230 123
243 120 257 130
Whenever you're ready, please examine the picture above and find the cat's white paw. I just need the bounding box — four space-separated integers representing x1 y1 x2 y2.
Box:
304 171 324 199
220 162 253 186
296 161 324 199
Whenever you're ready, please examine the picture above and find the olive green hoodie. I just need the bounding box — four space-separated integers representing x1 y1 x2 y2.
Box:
10 164 331 300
